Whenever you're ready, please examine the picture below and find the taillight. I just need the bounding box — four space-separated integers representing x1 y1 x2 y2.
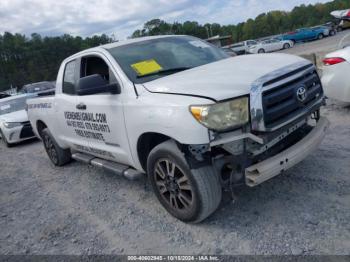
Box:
323 57 346 66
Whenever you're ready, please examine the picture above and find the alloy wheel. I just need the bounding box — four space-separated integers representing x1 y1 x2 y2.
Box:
154 159 193 211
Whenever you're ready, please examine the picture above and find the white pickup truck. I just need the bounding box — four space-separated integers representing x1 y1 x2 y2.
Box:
27 35 329 223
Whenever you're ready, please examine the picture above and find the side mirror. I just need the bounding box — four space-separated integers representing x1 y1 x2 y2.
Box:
76 74 121 96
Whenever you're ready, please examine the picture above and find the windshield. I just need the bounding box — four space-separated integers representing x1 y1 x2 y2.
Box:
107 36 230 84
0 97 27 115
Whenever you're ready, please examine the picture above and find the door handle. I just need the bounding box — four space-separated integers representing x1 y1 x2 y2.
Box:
76 103 87 110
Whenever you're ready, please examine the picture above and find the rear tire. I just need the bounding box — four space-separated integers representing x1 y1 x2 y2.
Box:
318 34 324 40
0 129 12 148
258 49 265 53
147 140 222 223
330 30 336 36
42 128 71 166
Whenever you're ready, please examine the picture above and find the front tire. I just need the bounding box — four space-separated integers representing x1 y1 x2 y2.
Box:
318 34 324 40
42 128 71 166
147 140 222 223
258 48 265 53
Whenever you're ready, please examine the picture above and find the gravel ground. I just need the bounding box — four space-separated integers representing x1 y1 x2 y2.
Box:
0 99 349 255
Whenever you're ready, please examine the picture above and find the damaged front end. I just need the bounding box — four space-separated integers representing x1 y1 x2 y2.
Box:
185 61 329 188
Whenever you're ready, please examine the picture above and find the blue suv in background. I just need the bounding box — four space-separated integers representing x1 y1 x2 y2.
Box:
281 27 326 43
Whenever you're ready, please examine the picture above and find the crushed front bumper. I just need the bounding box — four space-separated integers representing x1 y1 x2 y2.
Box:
245 117 330 187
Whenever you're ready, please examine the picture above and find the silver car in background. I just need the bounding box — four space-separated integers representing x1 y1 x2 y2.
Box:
248 39 294 54
0 94 37 147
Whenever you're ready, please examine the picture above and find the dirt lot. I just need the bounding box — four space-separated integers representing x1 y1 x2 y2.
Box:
1 98 350 255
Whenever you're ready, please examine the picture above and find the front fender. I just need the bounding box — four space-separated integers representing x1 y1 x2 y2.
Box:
124 93 212 170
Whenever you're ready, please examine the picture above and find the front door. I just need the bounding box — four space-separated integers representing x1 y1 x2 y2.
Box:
74 54 133 166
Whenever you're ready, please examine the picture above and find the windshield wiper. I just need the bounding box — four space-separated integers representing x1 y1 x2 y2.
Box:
136 67 192 78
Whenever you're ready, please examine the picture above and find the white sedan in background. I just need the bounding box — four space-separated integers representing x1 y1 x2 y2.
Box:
321 45 350 103
248 39 294 54
0 94 37 147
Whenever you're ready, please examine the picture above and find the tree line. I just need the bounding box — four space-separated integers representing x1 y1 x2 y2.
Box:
1 0 350 91
132 0 350 40
0 34 112 91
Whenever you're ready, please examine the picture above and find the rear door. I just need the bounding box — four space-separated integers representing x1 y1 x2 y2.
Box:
73 53 133 166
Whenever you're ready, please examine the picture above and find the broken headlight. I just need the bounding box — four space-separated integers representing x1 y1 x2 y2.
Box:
190 97 249 131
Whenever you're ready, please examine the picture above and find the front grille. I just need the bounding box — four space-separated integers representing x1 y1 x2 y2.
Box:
262 70 323 129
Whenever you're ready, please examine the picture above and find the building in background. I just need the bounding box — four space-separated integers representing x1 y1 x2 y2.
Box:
205 35 232 48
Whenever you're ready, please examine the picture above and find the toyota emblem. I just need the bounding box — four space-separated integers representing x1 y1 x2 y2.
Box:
296 86 307 102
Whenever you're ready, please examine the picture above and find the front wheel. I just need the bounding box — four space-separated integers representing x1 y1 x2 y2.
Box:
318 34 324 40
42 128 71 166
147 140 222 223
258 48 265 53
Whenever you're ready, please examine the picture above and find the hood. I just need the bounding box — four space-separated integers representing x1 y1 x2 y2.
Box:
0 110 29 123
142 53 309 101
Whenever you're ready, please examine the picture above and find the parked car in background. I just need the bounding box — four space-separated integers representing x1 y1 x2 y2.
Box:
221 47 237 56
0 94 37 147
338 20 350 31
321 22 338 35
321 45 350 103
311 25 333 37
0 93 11 99
281 27 326 43
248 39 294 54
21 81 55 96
230 40 257 55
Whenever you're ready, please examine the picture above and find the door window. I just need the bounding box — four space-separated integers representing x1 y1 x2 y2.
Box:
81 56 118 86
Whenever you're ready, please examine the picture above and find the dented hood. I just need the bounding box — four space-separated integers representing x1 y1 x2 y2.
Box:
142 53 310 101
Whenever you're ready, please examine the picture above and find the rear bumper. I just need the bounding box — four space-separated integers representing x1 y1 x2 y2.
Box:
245 117 330 187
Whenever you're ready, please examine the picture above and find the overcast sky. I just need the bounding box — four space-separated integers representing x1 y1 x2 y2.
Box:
0 0 331 39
